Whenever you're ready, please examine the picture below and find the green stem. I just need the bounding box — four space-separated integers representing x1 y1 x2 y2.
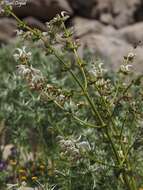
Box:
62 21 87 90
42 91 101 129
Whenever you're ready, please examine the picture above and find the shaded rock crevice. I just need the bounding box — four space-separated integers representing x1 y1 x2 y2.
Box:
134 0 143 22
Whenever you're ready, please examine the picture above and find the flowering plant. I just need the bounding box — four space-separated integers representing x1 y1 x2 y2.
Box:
0 1 143 190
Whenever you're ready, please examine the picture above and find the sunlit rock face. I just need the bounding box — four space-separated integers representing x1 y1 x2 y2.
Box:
73 17 143 72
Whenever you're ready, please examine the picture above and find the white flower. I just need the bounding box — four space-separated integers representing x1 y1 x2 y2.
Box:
0 1 5 14
0 6 4 14
13 46 32 62
7 183 18 190
127 52 136 60
89 62 106 78
57 94 65 102
89 67 97 77
118 150 124 158
17 64 31 76
30 66 41 75
123 137 128 144
30 66 44 83
96 78 105 87
17 64 44 87
31 74 44 84
42 32 48 36
61 11 70 20
120 64 132 74
15 29 23 36
18 181 27 190
64 140 74 148
71 148 80 156
77 141 91 151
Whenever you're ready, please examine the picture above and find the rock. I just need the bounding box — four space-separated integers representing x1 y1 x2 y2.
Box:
73 17 103 37
118 22 143 45
78 33 130 69
134 0 143 21
67 0 97 18
112 0 140 28
0 18 17 44
23 17 47 31
73 17 143 72
100 13 113 25
78 33 143 72
73 17 117 38
68 0 141 28
13 0 73 22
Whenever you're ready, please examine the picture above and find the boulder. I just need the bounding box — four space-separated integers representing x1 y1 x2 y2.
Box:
68 0 141 28
73 17 116 38
67 0 97 18
78 33 143 72
73 17 143 72
117 22 143 45
0 18 17 44
111 0 140 28
23 17 47 31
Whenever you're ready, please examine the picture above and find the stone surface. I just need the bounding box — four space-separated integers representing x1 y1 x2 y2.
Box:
73 17 143 72
112 0 140 28
118 22 143 45
68 0 141 27
78 33 143 72
67 0 97 18
73 17 116 38
23 17 47 31
0 18 17 44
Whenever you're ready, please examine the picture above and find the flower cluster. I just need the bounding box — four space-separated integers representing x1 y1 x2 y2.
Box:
89 62 106 78
17 64 44 90
58 136 90 163
120 52 136 74
45 84 69 105
14 46 32 63
14 46 45 90
17 161 46 183
59 137 81 162
89 62 112 96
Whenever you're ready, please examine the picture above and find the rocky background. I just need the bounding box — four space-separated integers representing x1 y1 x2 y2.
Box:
1 0 143 70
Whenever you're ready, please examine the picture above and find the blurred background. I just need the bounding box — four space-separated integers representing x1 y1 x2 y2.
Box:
1 0 143 70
